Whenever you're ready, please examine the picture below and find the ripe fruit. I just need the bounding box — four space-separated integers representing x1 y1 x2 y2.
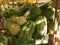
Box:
8 23 20 35
10 15 19 23
16 16 27 25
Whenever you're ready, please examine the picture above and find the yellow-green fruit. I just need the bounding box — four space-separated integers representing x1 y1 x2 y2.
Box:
10 15 19 23
16 16 27 25
8 23 20 35
13 6 20 12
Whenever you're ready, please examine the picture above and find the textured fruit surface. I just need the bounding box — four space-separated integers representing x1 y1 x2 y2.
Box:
10 15 19 23
18 20 35 40
8 23 20 35
33 16 47 39
16 16 27 25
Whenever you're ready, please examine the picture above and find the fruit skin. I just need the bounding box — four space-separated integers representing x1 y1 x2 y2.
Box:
10 16 27 25
12 36 35 45
3 18 11 29
18 3 32 16
0 33 8 45
18 20 35 40
24 5 41 21
9 9 17 16
33 16 47 39
41 8 54 20
10 15 19 23
7 22 20 35
16 16 27 25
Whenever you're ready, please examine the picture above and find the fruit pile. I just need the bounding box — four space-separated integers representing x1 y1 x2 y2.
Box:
0 2 54 45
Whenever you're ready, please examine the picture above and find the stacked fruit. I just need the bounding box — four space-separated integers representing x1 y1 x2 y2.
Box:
0 2 54 45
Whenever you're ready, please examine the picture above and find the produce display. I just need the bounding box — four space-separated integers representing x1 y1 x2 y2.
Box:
0 2 54 45
33 16 47 39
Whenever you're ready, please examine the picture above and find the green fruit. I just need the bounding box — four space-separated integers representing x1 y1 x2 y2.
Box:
16 16 27 25
4 18 11 29
10 15 19 23
35 16 47 25
9 9 17 16
24 5 41 21
8 23 20 35
18 20 35 40
10 16 27 25
41 8 54 20
33 16 47 39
